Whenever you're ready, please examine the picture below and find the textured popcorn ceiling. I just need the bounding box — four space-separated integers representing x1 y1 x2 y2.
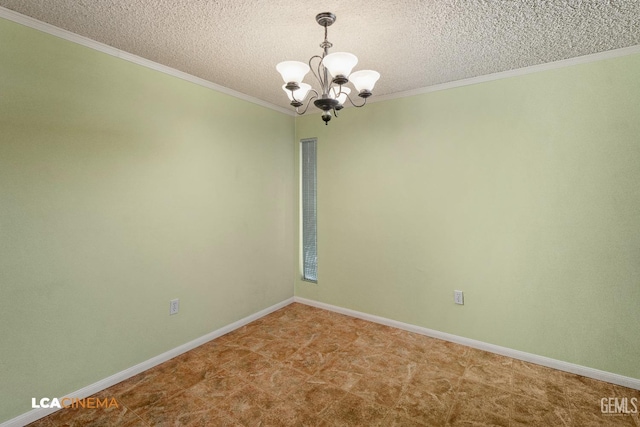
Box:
1 0 639 110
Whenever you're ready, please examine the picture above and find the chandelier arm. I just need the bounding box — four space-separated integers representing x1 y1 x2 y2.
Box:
317 59 326 91
308 55 324 89
294 92 319 115
290 87 319 104
344 93 368 108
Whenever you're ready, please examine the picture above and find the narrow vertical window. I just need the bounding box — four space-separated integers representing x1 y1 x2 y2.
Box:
301 138 318 282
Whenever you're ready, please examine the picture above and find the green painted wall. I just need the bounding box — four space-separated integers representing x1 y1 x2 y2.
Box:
295 54 640 379
0 18 294 422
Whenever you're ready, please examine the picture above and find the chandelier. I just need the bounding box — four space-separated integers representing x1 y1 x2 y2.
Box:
276 12 380 125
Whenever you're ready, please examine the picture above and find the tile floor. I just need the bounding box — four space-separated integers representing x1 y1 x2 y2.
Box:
28 303 639 426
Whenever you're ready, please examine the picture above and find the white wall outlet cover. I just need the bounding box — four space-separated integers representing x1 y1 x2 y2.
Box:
170 299 179 315
454 290 464 305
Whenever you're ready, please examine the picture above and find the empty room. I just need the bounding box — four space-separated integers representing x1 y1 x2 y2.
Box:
1 1 639 426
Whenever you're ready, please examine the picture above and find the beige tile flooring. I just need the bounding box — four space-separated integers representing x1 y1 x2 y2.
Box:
28 303 639 426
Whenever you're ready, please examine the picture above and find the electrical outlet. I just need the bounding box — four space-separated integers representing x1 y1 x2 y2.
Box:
454 290 464 305
169 299 179 315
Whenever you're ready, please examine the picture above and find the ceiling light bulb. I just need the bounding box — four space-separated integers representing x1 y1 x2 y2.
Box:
276 61 310 84
322 52 358 79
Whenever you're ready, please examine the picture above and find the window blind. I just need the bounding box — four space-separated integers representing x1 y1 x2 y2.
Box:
301 138 317 282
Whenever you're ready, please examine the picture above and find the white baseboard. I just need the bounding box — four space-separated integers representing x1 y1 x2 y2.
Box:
294 297 640 391
1 297 294 427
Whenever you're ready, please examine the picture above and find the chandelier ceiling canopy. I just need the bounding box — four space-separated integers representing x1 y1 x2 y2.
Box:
276 12 380 125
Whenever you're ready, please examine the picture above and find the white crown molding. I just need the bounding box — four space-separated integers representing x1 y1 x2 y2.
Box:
294 296 640 391
3 7 639 121
0 297 294 427
370 44 640 104
0 7 295 117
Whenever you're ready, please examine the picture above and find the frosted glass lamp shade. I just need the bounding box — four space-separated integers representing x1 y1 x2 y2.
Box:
330 86 351 104
282 83 311 102
276 61 310 84
322 52 358 78
349 70 380 92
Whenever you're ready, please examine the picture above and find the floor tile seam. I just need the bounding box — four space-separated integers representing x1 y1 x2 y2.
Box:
255 344 316 360
564 383 618 399
460 348 476 371
253 346 298 363
389 380 415 412
457 375 518 394
36 416 59 427
38 410 86 427
391 402 434 427
214 383 286 423
340 370 365 392
246 369 312 402
344 389 394 413
125 386 200 420
117 398 153 424
511 370 566 389
350 374 410 412
314 411 335 426
172 381 227 412
465 357 516 372
511 376 569 402
461 354 515 373
451 384 514 423
205 345 255 370
511 364 568 384
392 329 438 346
214 377 253 402
126 406 154 427
388 410 431 427
341 338 364 357
215 405 246 426
242 376 294 405
211 391 251 425
380 408 427 427
285 364 317 383
297 364 322 378
108 389 165 417
231 337 273 354
421 363 469 379
458 374 514 395
260 401 316 424
163 367 224 399
314 387 359 419
442 372 468 425
246 346 316 381
566 405 599 426
374 341 426 368
510 368 567 393
303 340 348 357
358 360 418 388
509 387 573 411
